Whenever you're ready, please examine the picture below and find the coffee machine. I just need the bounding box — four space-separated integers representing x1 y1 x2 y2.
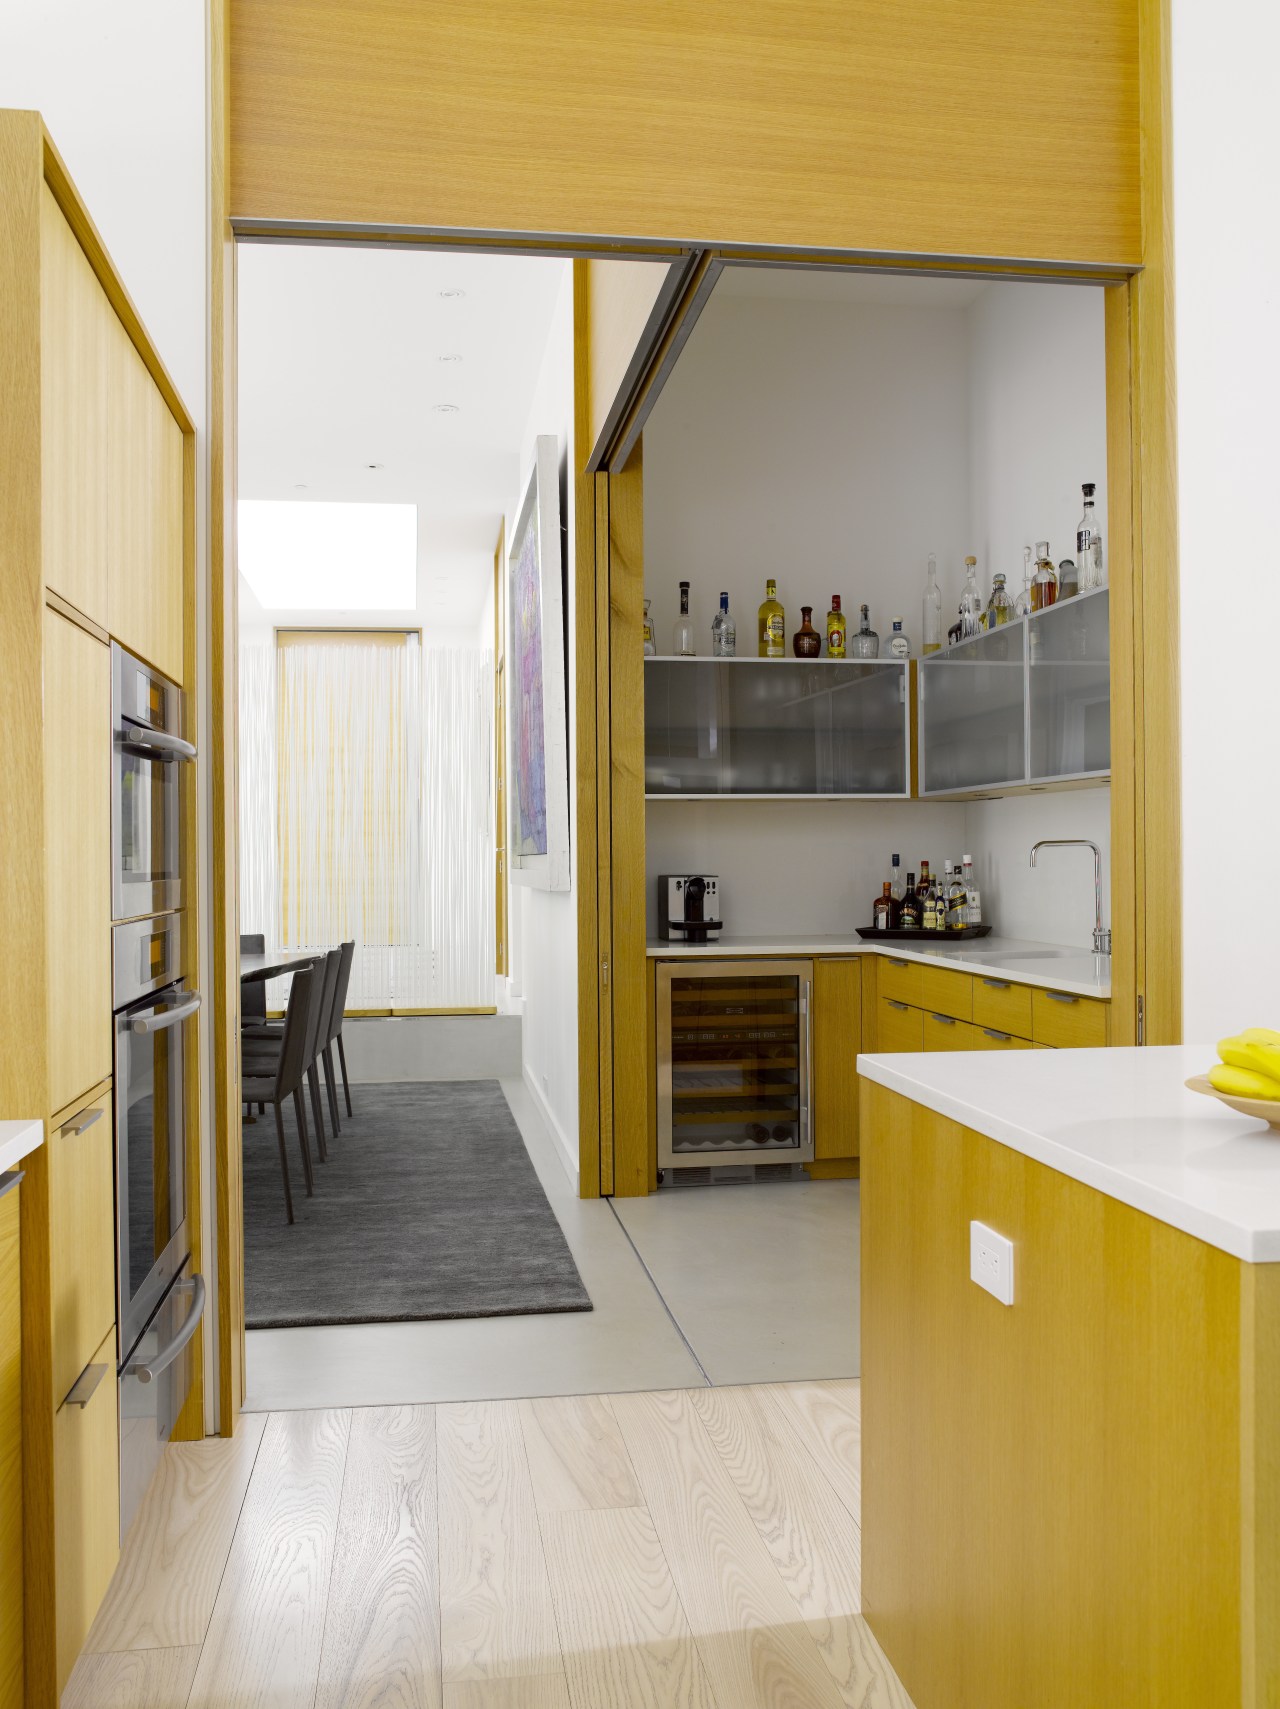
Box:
658 875 723 944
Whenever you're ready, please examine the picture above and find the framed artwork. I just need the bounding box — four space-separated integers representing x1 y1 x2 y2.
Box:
508 434 570 890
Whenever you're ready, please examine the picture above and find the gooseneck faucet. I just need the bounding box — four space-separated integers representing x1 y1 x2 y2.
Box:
1029 839 1112 956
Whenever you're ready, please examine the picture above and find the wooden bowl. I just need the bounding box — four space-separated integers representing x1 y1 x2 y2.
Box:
1185 1074 1280 1130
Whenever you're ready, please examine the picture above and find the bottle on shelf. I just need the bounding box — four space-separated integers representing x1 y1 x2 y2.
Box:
1076 482 1104 589
959 556 983 639
874 881 894 931
1030 541 1058 612
1013 545 1034 619
918 859 932 912
711 591 736 656
922 553 942 655
643 597 656 657
1057 558 1079 601
963 854 982 927
673 580 696 655
793 606 822 658
923 875 940 931
849 603 879 659
889 852 904 904
984 572 1014 628
948 862 968 931
826 594 846 659
899 873 921 930
757 578 785 657
887 618 912 659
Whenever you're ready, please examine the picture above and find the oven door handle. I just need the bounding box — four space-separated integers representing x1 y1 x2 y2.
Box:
125 1274 205 1385
121 719 197 763
132 992 202 1034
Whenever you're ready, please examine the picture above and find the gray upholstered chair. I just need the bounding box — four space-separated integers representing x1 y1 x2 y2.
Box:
241 964 317 1223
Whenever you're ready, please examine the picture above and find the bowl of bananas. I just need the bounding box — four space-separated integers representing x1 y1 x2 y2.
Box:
1187 1029 1280 1130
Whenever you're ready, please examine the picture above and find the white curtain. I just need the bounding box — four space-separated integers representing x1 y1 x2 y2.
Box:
421 643 495 1006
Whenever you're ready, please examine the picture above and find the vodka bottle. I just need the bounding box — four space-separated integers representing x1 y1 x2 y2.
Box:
1076 483 1104 589
711 591 736 656
673 580 696 655
963 854 982 927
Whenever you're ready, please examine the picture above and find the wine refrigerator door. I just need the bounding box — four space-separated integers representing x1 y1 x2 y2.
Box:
656 959 814 1167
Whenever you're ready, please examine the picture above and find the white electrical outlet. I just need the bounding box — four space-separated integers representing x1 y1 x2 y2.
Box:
970 1221 1015 1306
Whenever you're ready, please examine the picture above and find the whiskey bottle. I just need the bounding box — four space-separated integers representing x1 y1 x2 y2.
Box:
874 881 894 931
948 863 968 931
899 874 921 930
922 553 942 654
673 580 696 655
826 595 846 659
711 591 737 656
849 603 879 659
758 579 785 657
1030 541 1058 612
793 607 821 658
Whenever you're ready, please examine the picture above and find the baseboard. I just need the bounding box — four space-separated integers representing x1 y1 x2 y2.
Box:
523 1067 579 1191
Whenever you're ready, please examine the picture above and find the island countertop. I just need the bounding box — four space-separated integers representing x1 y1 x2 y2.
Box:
0 1117 44 1177
857 1042 1280 1262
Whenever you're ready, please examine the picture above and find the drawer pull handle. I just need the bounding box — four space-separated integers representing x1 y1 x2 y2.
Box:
0 1169 24 1202
982 978 1011 990
983 1028 1012 1042
887 958 909 968
65 1362 108 1409
931 1013 956 1025
886 1000 909 1012
1046 991 1079 1005
59 1106 103 1138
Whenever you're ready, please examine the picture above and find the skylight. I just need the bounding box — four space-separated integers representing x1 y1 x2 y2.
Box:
238 500 418 610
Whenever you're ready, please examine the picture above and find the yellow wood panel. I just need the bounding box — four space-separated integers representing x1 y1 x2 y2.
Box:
918 965 971 1021
876 998 924 1054
229 1 1140 265
813 959 861 1161
586 260 672 460
971 975 1034 1038
43 608 112 1116
1104 284 1139 1048
39 184 110 628
0 1186 22 1709
921 1012 980 1052
1031 988 1110 1048
53 1324 121 1695
860 1082 1246 1709
1241 1264 1280 1706
48 1090 115 1409
877 958 923 1009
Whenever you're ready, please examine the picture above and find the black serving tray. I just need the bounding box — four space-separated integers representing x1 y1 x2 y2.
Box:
856 924 993 943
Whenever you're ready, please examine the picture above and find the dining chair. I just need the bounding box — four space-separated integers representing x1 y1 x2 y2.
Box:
328 939 356 1118
244 952 332 1163
241 965 317 1223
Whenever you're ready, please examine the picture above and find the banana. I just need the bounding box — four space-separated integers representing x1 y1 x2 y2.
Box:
1209 1063 1280 1102
1239 1028 1280 1048
1219 1037 1262 1073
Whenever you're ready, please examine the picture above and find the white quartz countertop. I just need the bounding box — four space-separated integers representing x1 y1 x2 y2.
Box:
647 933 1111 998
0 1118 44 1177
857 1043 1280 1262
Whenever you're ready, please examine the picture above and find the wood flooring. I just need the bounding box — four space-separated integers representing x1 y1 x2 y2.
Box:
63 1381 912 1709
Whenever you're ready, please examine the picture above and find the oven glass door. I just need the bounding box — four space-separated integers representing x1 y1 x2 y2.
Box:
115 979 189 1358
114 738 181 920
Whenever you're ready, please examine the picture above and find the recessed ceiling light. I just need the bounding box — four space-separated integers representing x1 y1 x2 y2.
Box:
433 403 460 414
293 483 309 490
366 462 384 470
438 353 463 363
439 288 465 299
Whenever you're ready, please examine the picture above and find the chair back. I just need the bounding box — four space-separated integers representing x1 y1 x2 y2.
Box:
315 949 342 1052
274 965 316 1096
328 940 356 1044
240 932 266 1023
299 955 329 1070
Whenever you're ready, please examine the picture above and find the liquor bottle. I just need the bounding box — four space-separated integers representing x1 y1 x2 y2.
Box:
1076 482 1104 589
1057 558 1079 601
793 607 822 658
1030 541 1058 612
1013 546 1034 619
642 597 656 657
849 603 879 659
948 862 968 931
923 879 940 932
959 556 983 639
887 619 912 659
899 873 921 930
874 881 894 931
963 854 982 927
826 595 846 658
711 591 737 656
673 580 696 655
922 553 942 654
758 578 785 657
889 852 904 904
985 572 1014 627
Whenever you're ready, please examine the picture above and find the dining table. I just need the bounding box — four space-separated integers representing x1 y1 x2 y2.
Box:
239 948 321 985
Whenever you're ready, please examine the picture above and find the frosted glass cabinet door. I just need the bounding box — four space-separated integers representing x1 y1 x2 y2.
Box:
919 624 1027 793
1028 588 1110 781
643 659 908 795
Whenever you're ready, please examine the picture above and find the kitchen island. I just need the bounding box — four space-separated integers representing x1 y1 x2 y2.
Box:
856 1044 1280 1709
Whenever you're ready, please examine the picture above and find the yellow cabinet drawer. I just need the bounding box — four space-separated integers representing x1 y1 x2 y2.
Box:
49 1092 116 1410
878 956 923 1007
53 1326 119 1692
972 975 1034 1038
1032 988 1109 1049
919 965 972 1021
923 1012 982 1052
972 1025 1033 1051
878 997 924 1052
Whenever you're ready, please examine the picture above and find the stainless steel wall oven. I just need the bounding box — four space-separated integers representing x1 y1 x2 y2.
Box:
111 642 194 921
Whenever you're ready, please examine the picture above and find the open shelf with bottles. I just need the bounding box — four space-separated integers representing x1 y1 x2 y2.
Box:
644 656 911 798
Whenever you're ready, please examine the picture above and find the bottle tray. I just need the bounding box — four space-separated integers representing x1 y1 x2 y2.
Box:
856 924 992 942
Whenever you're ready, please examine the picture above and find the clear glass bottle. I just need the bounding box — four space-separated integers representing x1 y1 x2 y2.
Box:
887 618 912 659
1057 558 1079 600
959 556 983 639
673 580 696 655
758 578 785 657
1076 482 1104 589
642 597 656 657
711 590 736 656
826 594 846 659
1030 541 1058 612
849 603 879 659
985 572 1014 627
963 853 982 926
922 553 942 654
889 851 904 904
1013 545 1034 618
793 606 821 658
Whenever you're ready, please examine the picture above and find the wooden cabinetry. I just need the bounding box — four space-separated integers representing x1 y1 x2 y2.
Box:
48 1091 115 1409
43 608 112 1116
877 997 925 1054
52 1324 120 1692
872 963 1109 1055
0 1181 22 1709
813 958 861 1162
1032 987 1109 1049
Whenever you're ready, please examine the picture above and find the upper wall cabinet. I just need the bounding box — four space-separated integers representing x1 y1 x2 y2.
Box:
40 186 111 629
107 313 184 684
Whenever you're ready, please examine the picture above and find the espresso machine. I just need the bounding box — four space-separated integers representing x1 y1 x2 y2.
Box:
658 874 723 944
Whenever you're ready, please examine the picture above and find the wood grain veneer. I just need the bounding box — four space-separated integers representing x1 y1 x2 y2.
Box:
52 1325 120 1694
813 959 861 1162
0 1187 22 1709
47 1090 115 1410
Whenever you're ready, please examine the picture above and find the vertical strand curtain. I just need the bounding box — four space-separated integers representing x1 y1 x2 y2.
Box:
239 631 494 1011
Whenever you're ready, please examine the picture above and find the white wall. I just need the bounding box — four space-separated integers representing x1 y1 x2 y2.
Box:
963 788 1111 948
1172 0 1280 1040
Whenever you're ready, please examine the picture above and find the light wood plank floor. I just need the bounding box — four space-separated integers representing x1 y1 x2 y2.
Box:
64 1382 913 1709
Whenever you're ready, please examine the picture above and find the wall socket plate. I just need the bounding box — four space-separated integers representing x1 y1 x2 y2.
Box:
970 1220 1015 1306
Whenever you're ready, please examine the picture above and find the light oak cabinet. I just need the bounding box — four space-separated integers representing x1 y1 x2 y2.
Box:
878 996 925 1054
0 1181 22 1709
43 608 112 1116
872 963 1109 1055
52 1324 120 1693
813 958 861 1161
48 1090 115 1409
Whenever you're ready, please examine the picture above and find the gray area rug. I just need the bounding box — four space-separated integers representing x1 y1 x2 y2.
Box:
243 1080 592 1328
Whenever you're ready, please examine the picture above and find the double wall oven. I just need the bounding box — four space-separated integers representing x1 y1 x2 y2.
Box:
111 644 203 1535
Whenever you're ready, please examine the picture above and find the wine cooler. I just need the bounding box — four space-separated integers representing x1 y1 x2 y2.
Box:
656 960 814 1171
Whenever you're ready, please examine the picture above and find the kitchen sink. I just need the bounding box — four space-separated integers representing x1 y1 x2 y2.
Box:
981 949 1093 965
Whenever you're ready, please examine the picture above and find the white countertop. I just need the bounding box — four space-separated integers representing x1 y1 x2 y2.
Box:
0 1118 44 1177
857 1043 1280 1262
647 933 1111 999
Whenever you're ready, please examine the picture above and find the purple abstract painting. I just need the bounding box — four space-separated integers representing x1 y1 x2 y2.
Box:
511 501 548 856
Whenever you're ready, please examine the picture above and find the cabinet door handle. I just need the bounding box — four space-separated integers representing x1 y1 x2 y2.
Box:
59 1106 103 1138
886 1000 909 1012
931 1013 956 1025
982 978 1011 990
0 1169 24 1202
65 1362 108 1409
1046 991 1079 1005
887 958 909 968
983 1028 1012 1041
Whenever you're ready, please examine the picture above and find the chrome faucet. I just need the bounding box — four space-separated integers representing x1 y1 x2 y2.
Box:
1029 839 1111 956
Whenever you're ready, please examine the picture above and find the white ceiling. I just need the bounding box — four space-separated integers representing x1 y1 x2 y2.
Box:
236 242 568 634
